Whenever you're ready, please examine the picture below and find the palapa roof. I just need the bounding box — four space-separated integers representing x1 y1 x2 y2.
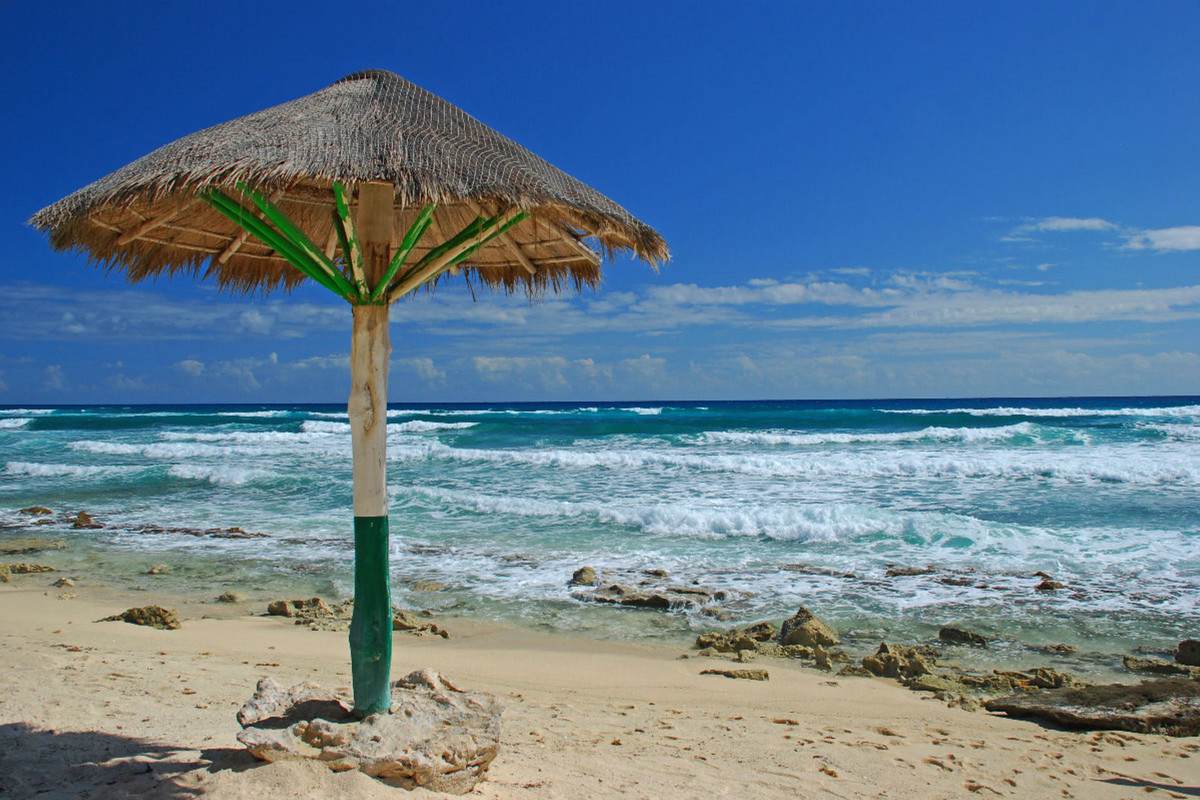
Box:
30 69 667 297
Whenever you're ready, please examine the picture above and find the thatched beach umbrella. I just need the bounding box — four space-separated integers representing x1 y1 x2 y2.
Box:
31 69 667 715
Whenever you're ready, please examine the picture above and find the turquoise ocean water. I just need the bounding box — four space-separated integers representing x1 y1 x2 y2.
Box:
2 397 1198 672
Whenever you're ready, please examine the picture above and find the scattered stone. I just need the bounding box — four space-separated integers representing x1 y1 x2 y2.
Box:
907 674 966 694
1026 667 1085 689
568 567 597 587
217 591 242 603
836 665 874 678
0 564 8 583
57 592 76 601
18 506 53 516
948 695 981 712
0 538 66 556
735 649 756 663
1033 571 1056 580
1036 580 1064 591
70 511 102 529
51 577 74 588
1035 643 1078 655
267 597 335 620
643 568 669 579
813 646 833 671
410 580 446 592
7 563 56 574
1124 655 1200 678
939 626 989 647
392 609 448 638
584 583 711 611
780 644 815 660
778 606 840 648
700 668 769 681
984 678 1200 736
862 643 936 679
695 620 777 654
701 608 734 622
98 605 180 630
236 670 503 793
135 524 268 540
1177 639 1200 667
782 563 856 579
885 565 934 578
146 564 172 575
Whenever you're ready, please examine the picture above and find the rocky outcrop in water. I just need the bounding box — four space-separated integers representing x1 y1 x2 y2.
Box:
984 678 1200 736
70 511 102 529
568 566 596 587
98 605 180 630
569 567 733 613
135 523 267 539
17 506 53 516
236 670 502 793
6 563 57 574
939 626 989 647
1123 655 1200 678
779 607 840 648
0 538 66 556
1177 639 1200 667
581 583 719 611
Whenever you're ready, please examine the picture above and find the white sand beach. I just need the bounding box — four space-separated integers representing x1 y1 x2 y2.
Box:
2 578 1197 799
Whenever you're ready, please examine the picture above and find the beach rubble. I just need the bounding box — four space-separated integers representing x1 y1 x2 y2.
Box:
236 670 503 793
97 605 181 630
984 678 1200 736
1178 639 1200 666
779 606 840 648
265 597 450 637
1124 655 1200 678
568 567 733 612
0 538 66 556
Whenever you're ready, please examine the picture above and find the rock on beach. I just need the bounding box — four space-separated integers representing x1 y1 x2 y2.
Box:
778 606 840 648
98 605 181 630
984 678 1200 736
236 670 503 794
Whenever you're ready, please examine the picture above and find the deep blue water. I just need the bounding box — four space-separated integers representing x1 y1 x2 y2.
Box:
3 396 1198 671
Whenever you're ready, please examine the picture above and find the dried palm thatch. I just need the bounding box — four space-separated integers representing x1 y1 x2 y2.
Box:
30 69 668 298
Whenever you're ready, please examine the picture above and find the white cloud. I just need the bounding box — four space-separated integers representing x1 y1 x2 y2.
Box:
393 357 444 384
1002 216 1117 241
174 359 205 376
1027 217 1116 232
295 354 350 370
1123 226 1200 252
43 364 66 391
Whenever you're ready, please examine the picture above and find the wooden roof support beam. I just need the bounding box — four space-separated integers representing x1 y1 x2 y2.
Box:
116 201 193 246
529 213 600 265
467 201 536 275
215 190 283 265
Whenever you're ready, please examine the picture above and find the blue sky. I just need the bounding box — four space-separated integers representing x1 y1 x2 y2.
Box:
2 1 1198 403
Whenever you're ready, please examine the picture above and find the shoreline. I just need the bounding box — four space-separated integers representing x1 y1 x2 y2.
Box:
3 572 1199 798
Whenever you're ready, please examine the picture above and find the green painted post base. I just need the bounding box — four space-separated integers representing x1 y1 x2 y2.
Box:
349 515 392 716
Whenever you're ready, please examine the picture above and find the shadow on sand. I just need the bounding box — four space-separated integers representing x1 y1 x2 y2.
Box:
0 722 257 799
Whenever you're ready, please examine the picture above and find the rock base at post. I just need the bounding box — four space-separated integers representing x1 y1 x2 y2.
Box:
236 669 503 794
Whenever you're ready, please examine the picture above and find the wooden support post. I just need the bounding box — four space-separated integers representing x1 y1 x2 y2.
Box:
347 182 394 716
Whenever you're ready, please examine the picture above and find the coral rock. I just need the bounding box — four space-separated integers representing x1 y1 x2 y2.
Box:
237 671 502 794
